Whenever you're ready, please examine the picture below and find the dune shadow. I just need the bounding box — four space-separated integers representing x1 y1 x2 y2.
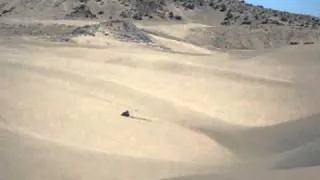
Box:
196 113 320 160
274 139 320 169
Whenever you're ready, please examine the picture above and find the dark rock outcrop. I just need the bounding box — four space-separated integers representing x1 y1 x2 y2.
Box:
66 4 96 19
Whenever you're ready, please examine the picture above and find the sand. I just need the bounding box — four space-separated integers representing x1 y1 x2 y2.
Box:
1 19 320 180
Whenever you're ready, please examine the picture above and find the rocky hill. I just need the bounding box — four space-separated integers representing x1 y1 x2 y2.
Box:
0 0 319 50
210 0 319 28
70 20 152 43
0 0 319 28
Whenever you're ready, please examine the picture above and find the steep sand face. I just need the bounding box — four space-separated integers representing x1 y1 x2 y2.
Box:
5 36 319 127
1 20 320 180
0 35 234 180
0 39 234 163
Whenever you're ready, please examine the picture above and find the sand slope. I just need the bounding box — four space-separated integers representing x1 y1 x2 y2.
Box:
1 20 320 180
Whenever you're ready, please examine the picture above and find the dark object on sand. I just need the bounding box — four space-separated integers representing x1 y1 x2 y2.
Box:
121 110 130 117
289 41 299 45
304 41 315 45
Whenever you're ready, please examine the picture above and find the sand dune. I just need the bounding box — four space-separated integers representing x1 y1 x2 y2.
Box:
0 127 214 180
0 58 232 163
197 113 320 158
1 19 320 180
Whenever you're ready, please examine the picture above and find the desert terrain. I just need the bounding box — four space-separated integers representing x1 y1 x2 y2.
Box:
1 0 320 180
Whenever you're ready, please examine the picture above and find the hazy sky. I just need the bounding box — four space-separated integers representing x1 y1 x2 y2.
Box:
245 0 320 16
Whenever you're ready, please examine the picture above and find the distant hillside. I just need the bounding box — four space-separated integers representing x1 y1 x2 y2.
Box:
0 0 319 50
186 25 320 50
0 0 319 29
212 0 320 28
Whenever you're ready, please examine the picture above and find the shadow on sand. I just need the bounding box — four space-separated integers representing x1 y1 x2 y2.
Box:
192 113 320 169
129 116 153 122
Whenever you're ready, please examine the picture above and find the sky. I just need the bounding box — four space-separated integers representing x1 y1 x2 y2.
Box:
245 0 320 16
